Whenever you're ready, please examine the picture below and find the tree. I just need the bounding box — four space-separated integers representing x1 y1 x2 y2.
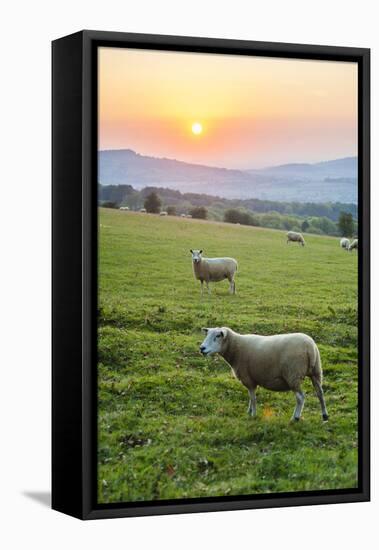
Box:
99 184 134 205
307 225 324 235
126 190 142 211
102 201 118 209
224 209 242 224
144 192 161 214
301 219 310 232
189 206 208 219
337 211 354 237
224 208 259 227
167 206 177 216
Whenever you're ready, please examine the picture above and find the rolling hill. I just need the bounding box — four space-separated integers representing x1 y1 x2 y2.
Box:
99 149 358 204
98 208 358 503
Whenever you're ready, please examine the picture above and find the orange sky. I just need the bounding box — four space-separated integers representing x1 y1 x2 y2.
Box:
98 47 358 169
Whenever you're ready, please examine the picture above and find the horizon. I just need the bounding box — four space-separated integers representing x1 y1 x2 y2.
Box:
98 147 357 172
99 47 358 169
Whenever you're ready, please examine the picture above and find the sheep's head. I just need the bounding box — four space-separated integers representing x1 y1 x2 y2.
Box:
190 249 203 263
200 327 228 356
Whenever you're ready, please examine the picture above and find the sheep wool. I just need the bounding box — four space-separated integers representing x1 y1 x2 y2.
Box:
190 250 238 295
200 327 328 422
287 231 305 246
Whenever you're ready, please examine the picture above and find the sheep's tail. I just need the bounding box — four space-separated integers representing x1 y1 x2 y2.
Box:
309 342 323 384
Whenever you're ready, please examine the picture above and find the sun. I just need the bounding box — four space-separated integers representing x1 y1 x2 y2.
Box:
191 122 203 135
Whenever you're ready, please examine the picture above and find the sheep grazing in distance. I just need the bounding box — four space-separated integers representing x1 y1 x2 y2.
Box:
159 211 168 216
340 237 350 250
186 214 193 219
190 249 238 295
200 327 328 422
139 208 147 213
287 231 305 246
180 213 187 218
119 206 129 211
349 238 358 251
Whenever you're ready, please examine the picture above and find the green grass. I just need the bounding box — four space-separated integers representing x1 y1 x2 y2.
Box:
98 207 358 503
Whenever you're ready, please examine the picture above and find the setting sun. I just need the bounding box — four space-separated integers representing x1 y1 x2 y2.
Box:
191 122 203 135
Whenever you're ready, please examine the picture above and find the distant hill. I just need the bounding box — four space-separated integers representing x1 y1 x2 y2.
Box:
249 157 358 179
99 149 358 204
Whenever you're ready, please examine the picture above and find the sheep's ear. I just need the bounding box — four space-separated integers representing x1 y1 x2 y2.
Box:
201 327 209 334
219 328 227 339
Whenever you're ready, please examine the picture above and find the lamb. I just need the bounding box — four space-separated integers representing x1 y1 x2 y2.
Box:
287 231 305 246
119 206 129 211
160 211 168 216
340 237 350 250
190 250 238 295
349 239 358 251
199 327 328 422
140 208 147 213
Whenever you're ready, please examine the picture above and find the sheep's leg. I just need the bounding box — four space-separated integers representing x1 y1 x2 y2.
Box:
292 390 305 421
200 280 204 296
228 276 236 294
228 278 233 294
206 281 211 294
247 388 257 417
311 377 329 421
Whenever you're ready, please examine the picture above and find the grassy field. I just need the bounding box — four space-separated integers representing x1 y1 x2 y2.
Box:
98 207 358 504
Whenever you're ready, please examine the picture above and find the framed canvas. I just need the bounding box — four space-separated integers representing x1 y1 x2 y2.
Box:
52 30 370 520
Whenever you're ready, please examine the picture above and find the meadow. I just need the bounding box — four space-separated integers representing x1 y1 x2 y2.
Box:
98 207 358 504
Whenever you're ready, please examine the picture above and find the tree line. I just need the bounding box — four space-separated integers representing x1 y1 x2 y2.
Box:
99 184 357 237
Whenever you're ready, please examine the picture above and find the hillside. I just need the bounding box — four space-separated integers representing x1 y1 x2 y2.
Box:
249 156 358 179
98 208 358 503
99 149 358 203
99 184 358 236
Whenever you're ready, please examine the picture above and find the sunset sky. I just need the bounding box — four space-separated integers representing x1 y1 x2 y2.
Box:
98 47 358 169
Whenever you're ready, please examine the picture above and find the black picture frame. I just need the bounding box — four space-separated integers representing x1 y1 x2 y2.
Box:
52 30 370 520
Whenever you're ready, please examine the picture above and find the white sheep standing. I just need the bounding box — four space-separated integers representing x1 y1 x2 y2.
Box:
190 250 238 295
349 238 358 251
140 208 147 213
160 211 168 216
200 327 328 422
287 231 305 246
340 237 350 250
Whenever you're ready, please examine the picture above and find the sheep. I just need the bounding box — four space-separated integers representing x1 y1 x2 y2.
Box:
119 206 129 211
160 211 168 216
190 250 238 295
180 213 187 218
199 327 328 422
340 237 350 250
140 208 147 213
186 214 192 218
287 231 305 246
349 238 358 251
